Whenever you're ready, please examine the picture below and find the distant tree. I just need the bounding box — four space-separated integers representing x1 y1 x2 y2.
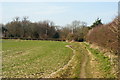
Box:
13 17 20 22
1 24 7 37
60 27 71 40
71 20 81 34
53 32 60 38
21 16 31 38
91 18 103 28
67 20 88 41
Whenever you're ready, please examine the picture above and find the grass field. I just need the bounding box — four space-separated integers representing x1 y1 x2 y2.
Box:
2 39 73 78
2 39 116 78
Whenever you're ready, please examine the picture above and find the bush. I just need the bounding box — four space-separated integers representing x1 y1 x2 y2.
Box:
86 17 119 55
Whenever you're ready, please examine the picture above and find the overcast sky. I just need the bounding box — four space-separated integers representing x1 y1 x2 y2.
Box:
2 2 118 26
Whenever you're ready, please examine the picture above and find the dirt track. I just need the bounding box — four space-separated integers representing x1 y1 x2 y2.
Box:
79 50 88 78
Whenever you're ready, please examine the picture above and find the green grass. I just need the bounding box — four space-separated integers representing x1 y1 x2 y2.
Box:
83 42 115 78
2 39 73 78
49 42 84 78
3 39 115 78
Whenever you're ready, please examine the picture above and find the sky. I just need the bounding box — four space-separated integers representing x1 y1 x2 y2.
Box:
1 2 118 26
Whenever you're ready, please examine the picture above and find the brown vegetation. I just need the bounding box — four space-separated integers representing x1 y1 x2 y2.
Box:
86 17 119 55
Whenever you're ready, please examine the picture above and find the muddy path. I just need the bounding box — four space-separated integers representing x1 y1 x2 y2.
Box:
79 43 91 78
79 50 88 78
47 43 92 78
44 42 105 78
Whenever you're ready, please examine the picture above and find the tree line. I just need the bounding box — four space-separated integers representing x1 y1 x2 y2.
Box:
1 17 59 40
1 16 119 54
1 16 96 41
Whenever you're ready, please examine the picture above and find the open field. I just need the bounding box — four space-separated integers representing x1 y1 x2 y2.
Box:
2 39 73 78
1 2 118 79
2 39 117 78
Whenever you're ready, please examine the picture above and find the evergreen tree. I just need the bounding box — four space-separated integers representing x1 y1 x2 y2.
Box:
91 18 102 28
